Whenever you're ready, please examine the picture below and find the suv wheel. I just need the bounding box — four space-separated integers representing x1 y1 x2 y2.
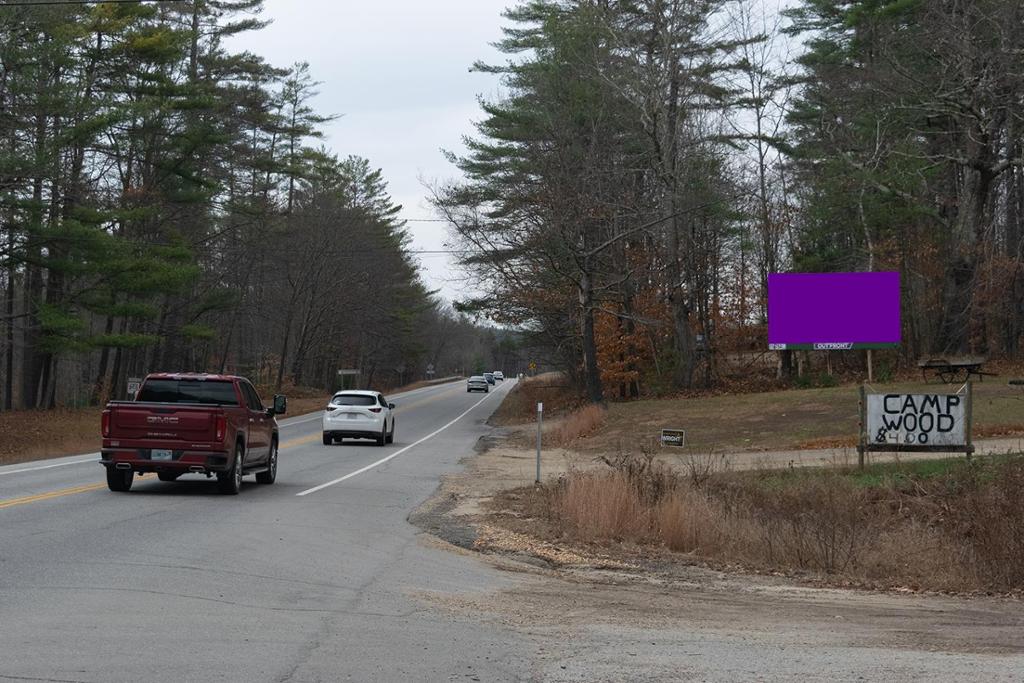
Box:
217 445 243 495
386 421 395 444
322 432 332 446
106 467 133 492
256 440 278 484
376 424 386 446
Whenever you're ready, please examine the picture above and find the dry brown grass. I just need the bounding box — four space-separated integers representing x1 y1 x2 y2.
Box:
575 379 1024 455
504 451 1024 592
490 373 584 425
549 404 606 447
0 409 102 465
0 393 330 467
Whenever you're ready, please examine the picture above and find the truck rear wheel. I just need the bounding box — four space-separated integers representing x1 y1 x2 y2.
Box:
256 440 278 484
106 467 133 492
217 446 243 495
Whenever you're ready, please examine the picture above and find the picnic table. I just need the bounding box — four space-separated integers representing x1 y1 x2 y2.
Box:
918 356 995 384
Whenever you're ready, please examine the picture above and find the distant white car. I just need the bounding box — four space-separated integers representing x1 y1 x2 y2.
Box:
493 371 504 381
322 390 395 446
467 376 489 393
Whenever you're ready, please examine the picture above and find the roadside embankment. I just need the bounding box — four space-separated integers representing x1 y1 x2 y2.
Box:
418 375 1024 595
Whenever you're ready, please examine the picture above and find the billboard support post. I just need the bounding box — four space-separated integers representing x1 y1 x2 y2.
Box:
857 384 866 469
867 349 874 383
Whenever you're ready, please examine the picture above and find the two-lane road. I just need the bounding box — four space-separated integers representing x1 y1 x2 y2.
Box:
0 379 530 682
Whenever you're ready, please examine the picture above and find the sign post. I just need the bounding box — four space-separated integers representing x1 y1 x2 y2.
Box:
535 402 543 484
337 368 361 391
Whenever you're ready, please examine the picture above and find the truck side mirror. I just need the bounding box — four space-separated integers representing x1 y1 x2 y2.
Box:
273 394 287 415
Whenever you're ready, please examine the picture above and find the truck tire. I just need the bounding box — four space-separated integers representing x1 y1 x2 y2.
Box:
322 432 332 446
217 445 243 495
106 467 133 492
256 440 278 484
157 472 180 482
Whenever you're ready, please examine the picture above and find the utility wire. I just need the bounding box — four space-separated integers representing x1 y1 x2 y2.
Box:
0 1 176 6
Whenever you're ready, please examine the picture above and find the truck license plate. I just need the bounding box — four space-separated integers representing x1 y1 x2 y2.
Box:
152 449 173 461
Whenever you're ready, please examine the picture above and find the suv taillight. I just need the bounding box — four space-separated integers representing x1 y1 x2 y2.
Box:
215 415 227 442
101 410 111 438
369 407 382 413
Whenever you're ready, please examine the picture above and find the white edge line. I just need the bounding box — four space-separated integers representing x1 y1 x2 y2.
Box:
0 456 99 477
0 379 467 479
278 379 463 429
295 384 507 497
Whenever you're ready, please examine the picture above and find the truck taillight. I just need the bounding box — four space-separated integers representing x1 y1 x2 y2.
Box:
215 415 226 442
101 410 111 438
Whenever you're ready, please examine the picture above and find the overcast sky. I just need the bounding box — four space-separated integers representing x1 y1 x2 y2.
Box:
230 1 513 302
231 1 795 303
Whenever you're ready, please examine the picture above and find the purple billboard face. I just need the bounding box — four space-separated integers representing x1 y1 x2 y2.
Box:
768 272 901 350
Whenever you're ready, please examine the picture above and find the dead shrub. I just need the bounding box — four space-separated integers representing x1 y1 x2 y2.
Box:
554 470 649 543
523 451 1024 591
752 477 869 573
597 451 678 505
654 487 734 554
490 373 583 425
940 459 1024 590
550 404 606 446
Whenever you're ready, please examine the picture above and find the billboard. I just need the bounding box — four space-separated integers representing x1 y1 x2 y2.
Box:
768 272 900 351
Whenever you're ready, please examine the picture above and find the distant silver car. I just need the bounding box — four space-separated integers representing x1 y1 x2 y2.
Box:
467 376 489 393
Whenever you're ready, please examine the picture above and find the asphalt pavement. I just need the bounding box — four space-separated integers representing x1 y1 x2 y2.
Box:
0 379 529 682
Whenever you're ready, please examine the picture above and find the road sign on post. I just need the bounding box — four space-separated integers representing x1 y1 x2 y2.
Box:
535 402 543 484
426 363 435 378
127 377 142 400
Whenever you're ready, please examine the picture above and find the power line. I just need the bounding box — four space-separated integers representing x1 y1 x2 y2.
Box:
0 1 176 6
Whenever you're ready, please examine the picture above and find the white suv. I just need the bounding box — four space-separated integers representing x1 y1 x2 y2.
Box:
493 371 504 381
322 390 395 446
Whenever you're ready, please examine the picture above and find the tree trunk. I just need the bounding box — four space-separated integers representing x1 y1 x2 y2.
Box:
578 269 604 405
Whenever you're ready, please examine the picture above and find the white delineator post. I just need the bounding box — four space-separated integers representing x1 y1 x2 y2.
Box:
535 402 543 484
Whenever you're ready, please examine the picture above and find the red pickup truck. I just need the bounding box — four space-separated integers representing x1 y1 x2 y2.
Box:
100 373 287 495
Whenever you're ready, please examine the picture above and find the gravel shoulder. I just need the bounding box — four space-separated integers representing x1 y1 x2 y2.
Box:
409 431 1024 681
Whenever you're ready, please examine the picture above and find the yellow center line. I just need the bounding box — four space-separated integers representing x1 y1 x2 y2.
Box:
0 474 155 510
0 382 482 510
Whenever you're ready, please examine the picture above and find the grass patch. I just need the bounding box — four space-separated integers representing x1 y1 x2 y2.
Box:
0 392 330 467
498 451 1024 592
576 380 1024 454
490 373 584 425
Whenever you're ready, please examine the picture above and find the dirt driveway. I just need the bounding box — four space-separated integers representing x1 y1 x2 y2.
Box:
411 437 1024 682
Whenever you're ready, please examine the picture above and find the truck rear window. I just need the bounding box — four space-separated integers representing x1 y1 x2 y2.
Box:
330 394 377 406
137 379 239 406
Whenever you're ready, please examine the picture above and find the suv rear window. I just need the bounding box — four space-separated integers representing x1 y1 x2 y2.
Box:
330 394 377 406
137 379 239 406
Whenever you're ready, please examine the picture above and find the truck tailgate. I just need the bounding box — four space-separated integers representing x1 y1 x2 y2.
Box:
109 404 220 442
